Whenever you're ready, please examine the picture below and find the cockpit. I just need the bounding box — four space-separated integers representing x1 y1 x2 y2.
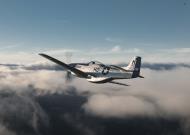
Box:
88 61 105 66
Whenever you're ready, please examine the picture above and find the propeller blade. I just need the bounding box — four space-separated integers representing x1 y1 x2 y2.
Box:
109 81 130 86
65 52 73 83
65 71 72 83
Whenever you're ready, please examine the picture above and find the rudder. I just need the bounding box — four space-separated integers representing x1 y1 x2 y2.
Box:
131 56 141 78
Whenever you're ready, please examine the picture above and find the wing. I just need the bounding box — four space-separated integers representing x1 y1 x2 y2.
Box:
109 81 129 86
39 53 90 78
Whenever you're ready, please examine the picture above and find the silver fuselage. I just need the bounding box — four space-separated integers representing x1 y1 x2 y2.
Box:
69 63 133 83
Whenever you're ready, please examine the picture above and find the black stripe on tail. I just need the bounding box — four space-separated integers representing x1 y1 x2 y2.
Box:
132 56 141 78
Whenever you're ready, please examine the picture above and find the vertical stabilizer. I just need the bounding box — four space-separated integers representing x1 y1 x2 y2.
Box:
123 56 142 78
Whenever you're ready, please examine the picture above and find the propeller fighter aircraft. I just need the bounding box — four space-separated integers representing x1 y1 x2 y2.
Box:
39 53 144 86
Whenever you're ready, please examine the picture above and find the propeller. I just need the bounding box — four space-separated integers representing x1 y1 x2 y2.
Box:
65 52 73 83
66 70 72 82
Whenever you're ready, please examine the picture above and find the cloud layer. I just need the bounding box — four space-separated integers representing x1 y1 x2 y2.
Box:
0 63 189 135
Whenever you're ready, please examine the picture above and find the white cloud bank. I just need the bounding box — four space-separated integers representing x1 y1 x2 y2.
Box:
0 47 189 65
0 64 190 119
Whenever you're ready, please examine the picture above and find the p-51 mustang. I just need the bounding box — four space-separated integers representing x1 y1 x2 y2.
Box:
39 53 144 86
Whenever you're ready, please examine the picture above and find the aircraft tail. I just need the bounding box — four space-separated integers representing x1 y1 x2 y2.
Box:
123 56 142 78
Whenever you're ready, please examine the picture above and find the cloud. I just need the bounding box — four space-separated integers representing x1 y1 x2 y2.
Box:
23 63 64 71
0 64 190 134
161 48 190 53
0 45 20 51
142 63 190 70
83 94 157 118
0 52 40 64
124 48 142 53
88 46 142 58
110 45 121 53
142 48 190 63
0 124 16 135
43 49 80 55
105 37 122 43
1 64 190 118
108 46 142 54
1 60 190 74
0 42 23 52
1 47 190 64
0 89 49 135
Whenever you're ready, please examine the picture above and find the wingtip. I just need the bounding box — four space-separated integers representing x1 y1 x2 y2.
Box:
39 53 44 55
39 53 47 57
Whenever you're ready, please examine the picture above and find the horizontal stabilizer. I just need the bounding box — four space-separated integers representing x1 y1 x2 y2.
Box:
138 75 144 78
109 81 129 86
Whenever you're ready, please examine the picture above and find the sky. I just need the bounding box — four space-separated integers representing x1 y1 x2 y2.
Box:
0 0 189 63
0 1 190 135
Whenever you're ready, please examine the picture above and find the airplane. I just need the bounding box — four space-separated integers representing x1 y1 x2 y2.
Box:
39 53 144 86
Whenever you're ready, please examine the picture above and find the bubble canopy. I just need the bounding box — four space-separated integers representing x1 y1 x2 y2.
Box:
88 61 105 66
